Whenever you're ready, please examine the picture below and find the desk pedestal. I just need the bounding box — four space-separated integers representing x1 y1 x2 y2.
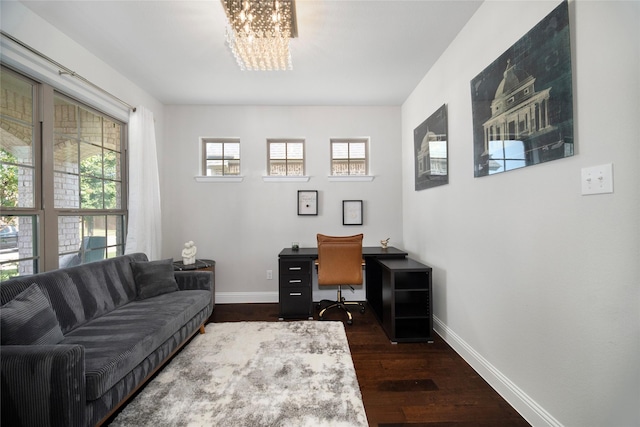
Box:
278 257 313 320
368 258 433 343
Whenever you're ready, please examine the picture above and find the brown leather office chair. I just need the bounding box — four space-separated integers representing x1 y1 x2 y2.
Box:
316 233 366 325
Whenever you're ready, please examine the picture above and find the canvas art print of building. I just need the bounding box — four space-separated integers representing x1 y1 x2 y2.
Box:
470 1 573 177
414 104 448 191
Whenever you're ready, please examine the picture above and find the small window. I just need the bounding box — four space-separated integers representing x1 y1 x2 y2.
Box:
268 139 304 176
331 138 368 176
202 138 240 176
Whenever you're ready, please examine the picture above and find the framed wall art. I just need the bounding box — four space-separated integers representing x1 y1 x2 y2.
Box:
297 190 318 215
414 104 448 191
342 200 363 225
470 1 573 177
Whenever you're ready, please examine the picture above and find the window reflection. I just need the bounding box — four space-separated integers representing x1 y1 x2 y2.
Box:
487 140 526 174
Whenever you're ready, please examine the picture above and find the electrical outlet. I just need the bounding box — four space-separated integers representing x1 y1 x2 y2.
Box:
266 270 273 280
581 163 613 195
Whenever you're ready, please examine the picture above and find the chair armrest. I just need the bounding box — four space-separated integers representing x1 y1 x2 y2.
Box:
174 270 213 292
1 344 85 427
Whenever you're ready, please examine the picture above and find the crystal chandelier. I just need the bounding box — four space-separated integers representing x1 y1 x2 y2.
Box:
221 0 297 71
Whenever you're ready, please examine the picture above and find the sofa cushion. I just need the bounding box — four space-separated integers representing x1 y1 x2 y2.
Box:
61 289 210 400
131 259 179 300
1 283 64 345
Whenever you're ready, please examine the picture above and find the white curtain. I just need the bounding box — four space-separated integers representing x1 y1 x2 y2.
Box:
125 106 162 260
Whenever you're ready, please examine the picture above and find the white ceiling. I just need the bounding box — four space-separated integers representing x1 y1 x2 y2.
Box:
19 0 482 106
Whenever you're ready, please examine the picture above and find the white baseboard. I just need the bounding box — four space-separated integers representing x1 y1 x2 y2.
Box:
215 291 279 304
433 315 563 427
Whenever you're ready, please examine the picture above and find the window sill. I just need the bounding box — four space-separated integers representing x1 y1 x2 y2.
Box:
262 176 310 183
328 175 374 182
194 176 244 183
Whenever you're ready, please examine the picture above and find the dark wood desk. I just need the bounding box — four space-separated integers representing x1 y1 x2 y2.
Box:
278 246 433 343
278 246 408 259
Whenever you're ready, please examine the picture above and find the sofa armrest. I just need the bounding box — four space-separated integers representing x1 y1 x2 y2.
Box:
174 270 213 292
1 344 86 427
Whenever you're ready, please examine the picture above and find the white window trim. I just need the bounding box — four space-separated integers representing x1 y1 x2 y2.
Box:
200 137 241 178
267 138 306 178
330 137 370 177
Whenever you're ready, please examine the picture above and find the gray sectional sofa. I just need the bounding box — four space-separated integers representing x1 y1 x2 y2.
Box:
0 252 214 427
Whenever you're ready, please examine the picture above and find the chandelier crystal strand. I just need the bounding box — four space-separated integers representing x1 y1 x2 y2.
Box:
222 0 296 71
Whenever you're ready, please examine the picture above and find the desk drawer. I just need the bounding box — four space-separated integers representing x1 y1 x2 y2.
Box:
279 273 309 288
279 259 311 275
279 286 312 318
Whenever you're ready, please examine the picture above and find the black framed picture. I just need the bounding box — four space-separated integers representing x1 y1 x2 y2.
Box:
414 104 448 191
342 200 363 225
470 1 573 177
297 190 318 215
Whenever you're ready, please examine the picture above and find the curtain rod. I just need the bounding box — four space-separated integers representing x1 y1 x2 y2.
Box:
1 30 136 112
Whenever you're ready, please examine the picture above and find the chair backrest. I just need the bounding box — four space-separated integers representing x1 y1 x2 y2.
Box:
317 233 363 286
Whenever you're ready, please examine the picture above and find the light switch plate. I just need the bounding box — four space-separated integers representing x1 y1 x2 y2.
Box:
581 163 613 195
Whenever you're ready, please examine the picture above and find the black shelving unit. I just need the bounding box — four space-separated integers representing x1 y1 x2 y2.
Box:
376 258 433 343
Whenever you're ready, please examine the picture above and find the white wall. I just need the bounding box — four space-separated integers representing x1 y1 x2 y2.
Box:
401 1 640 426
162 105 402 302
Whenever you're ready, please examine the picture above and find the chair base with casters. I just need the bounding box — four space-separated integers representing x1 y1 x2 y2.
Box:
317 285 365 325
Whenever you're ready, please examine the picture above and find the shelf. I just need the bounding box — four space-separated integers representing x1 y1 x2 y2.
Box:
395 290 429 306
395 303 429 318
394 272 430 290
394 318 432 340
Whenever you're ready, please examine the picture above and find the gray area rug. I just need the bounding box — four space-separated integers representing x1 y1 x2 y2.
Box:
110 321 368 426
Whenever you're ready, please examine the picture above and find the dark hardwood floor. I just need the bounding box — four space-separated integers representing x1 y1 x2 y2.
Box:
212 303 531 427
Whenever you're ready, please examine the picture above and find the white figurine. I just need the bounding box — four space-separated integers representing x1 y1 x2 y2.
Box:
380 238 390 249
181 241 197 265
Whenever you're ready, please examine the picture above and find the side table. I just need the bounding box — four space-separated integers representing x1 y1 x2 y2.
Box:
173 259 215 323
173 259 215 272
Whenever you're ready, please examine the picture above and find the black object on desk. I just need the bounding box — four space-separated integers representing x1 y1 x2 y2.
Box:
278 246 433 343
